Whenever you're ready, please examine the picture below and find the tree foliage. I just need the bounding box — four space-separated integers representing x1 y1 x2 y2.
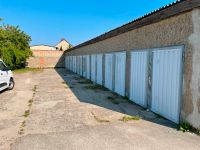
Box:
0 22 32 70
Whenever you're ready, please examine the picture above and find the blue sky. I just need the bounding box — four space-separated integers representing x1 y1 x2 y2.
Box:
0 0 175 46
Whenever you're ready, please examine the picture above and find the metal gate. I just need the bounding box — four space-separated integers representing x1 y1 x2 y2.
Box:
96 54 103 85
91 55 96 82
114 52 126 96
151 47 183 123
130 51 148 107
105 53 114 90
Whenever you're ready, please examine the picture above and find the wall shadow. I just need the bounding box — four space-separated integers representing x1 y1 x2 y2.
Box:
55 51 65 68
55 68 178 130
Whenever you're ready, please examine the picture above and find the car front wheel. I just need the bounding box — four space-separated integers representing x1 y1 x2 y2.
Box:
8 79 15 90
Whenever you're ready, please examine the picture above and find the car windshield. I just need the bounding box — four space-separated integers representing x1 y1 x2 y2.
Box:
0 61 7 71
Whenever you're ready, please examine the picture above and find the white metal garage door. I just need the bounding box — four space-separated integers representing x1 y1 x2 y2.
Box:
82 55 87 78
79 56 83 76
65 56 68 69
130 51 148 107
151 47 183 123
86 55 90 79
73 56 76 73
114 52 126 96
72 56 74 72
75 56 78 74
70 56 73 71
105 53 114 90
91 55 96 82
76 56 79 74
96 54 103 85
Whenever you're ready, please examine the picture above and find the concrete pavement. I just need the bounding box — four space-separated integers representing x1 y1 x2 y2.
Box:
0 69 199 150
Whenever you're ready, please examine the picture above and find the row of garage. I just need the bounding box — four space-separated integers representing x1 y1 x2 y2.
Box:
65 46 184 124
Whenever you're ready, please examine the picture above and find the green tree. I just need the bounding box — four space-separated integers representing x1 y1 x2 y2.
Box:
0 22 32 70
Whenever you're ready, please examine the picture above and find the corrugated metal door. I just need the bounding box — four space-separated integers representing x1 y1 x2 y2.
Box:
74 56 76 73
76 56 80 74
96 54 103 85
65 56 68 69
151 47 183 123
86 55 90 79
114 52 126 96
105 53 114 90
79 56 83 76
130 51 148 107
82 55 87 77
67 56 70 70
76 56 79 74
72 56 75 73
72 56 74 72
91 55 96 82
70 56 73 71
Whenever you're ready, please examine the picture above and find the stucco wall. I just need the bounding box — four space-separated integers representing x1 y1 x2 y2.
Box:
67 11 192 56
65 9 200 128
27 50 65 68
185 8 200 129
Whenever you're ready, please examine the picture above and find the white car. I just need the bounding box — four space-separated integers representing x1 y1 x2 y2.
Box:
0 59 14 92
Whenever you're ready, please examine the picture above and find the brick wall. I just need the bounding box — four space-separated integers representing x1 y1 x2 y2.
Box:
27 50 64 68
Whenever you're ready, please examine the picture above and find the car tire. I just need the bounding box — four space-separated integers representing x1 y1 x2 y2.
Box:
8 78 15 90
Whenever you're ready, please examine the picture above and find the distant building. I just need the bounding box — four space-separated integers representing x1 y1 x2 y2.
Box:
55 39 72 51
30 45 56 51
30 38 72 51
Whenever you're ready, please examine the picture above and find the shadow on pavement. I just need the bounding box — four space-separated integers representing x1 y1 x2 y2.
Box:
55 68 178 130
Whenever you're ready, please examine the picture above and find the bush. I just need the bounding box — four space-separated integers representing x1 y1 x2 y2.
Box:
0 23 32 70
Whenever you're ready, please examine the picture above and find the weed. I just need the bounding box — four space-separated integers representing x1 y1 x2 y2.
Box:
73 77 81 80
23 110 30 117
18 131 24 135
32 85 37 92
107 96 120 104
28 99 33 103
179 122 200 135
91 112 110 123
85 84 101 90
126 99 134 104
62 81 66 84
119 115 141 122
84 84 107 91
14 68 43 74
78 80 93 84
123 96 129 100
20 128 24 132
21 121 26 128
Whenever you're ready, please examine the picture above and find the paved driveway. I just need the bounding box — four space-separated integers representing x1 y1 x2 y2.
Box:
0 69 199 150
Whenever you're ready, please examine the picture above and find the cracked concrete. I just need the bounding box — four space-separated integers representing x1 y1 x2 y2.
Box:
0 69 199 150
